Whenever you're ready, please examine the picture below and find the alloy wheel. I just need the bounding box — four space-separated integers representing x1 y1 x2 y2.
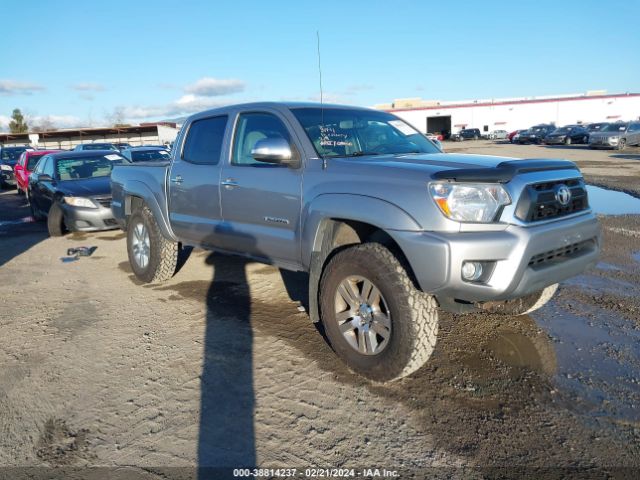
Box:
132 222 151 269
334 275 391 355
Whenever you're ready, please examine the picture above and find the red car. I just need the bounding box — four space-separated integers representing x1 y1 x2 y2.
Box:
508 129 528 143
15 150 61 195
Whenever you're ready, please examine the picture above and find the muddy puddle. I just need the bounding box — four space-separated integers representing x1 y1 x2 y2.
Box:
533 298 640 423
586 185 640 215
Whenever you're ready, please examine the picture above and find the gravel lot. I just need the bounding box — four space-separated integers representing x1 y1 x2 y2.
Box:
0 142 639 478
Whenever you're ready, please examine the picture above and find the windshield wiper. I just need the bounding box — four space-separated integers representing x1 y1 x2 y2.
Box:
326 151 382 158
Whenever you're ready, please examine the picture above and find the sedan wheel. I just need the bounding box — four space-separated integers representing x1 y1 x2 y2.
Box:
618 139 627 151
565 137 572 145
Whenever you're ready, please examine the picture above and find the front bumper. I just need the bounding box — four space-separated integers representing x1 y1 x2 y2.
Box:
391 212 601 303
61 204 119 232
518 136 540 144
589 141 616 149
544 137 565 144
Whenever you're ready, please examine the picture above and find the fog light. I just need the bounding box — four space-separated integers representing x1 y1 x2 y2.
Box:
462 261 484 282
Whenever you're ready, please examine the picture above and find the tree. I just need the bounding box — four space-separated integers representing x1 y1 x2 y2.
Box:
32 116 56 133
9 108 28 133
104 106 126 127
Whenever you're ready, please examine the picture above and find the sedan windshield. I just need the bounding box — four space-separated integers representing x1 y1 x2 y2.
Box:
602 123 628 132
292 108 440 157
56 153 128 180
1 147 29 163
131 149 170 162
83 144 118 151
27 153 47 170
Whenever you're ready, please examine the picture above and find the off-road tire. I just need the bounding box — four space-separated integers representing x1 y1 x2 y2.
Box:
47 202 67 237
618 139 626 151
127 205 178 283
319 243 438 383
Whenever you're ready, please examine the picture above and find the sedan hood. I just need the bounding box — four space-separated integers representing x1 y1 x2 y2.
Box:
56 176 112 197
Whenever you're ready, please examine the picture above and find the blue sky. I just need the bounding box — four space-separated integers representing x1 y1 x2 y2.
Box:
1 0 638 130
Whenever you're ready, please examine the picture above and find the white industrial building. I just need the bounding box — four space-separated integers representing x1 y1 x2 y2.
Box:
376 91 640 138
0 122 180 149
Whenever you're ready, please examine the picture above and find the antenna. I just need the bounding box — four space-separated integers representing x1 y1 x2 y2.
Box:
316 30 327 169
316 30 323 108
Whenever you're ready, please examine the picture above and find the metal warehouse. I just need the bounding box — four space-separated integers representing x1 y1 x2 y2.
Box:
376 91 640 138
0 122 179 148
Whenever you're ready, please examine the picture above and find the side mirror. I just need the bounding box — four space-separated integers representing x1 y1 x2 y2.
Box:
251 138 294 165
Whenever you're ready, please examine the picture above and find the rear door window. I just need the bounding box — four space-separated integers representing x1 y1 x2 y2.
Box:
182 116 228 165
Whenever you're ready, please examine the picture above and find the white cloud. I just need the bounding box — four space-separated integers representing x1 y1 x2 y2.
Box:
71 82 106 92
184 77 245 96
0 79 46 95
31 115 82 129
121 95 231 122
343 84 373 95
0 115 11 131
307 92 348 104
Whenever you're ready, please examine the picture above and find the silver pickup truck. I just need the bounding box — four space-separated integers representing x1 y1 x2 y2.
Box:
111 102 601 382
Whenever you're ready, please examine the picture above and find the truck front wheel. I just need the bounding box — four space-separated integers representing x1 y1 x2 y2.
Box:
127 205 178 283
319 243 438 382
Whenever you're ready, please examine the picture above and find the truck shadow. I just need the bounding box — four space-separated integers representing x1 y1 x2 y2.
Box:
0 191 48 267
198 252 256 477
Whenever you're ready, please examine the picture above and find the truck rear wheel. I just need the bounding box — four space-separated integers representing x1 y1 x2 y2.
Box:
319 243 438 382
127 205 178 283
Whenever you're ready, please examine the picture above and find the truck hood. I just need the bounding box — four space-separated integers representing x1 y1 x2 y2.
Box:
57 176 112 197
334 152 516 171
332 153 578 182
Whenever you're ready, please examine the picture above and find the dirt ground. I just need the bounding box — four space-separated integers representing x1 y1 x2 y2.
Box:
0 142 639 479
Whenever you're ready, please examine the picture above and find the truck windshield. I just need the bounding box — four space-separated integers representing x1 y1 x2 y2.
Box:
292 108 440 158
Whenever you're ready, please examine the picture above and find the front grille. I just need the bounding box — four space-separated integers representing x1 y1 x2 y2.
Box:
103 218 118 226
528 239 595 268
515 179 588 222
94 196 112 209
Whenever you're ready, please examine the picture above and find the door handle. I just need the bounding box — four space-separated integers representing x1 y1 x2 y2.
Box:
221 178 239 189
170 175 183 185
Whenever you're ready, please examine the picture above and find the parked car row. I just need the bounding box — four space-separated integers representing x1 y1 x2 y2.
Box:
0 142 170 192
506 121 640 150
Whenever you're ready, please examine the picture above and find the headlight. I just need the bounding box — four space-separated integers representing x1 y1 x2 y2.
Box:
608 136 619 143
64 196 97 208
0 164 13 171
429 182 511 223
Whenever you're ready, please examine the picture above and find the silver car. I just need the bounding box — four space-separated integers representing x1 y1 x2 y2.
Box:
588 121 640 150
489 129 508 140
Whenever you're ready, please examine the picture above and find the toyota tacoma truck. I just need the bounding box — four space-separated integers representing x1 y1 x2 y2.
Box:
110 102 601 382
